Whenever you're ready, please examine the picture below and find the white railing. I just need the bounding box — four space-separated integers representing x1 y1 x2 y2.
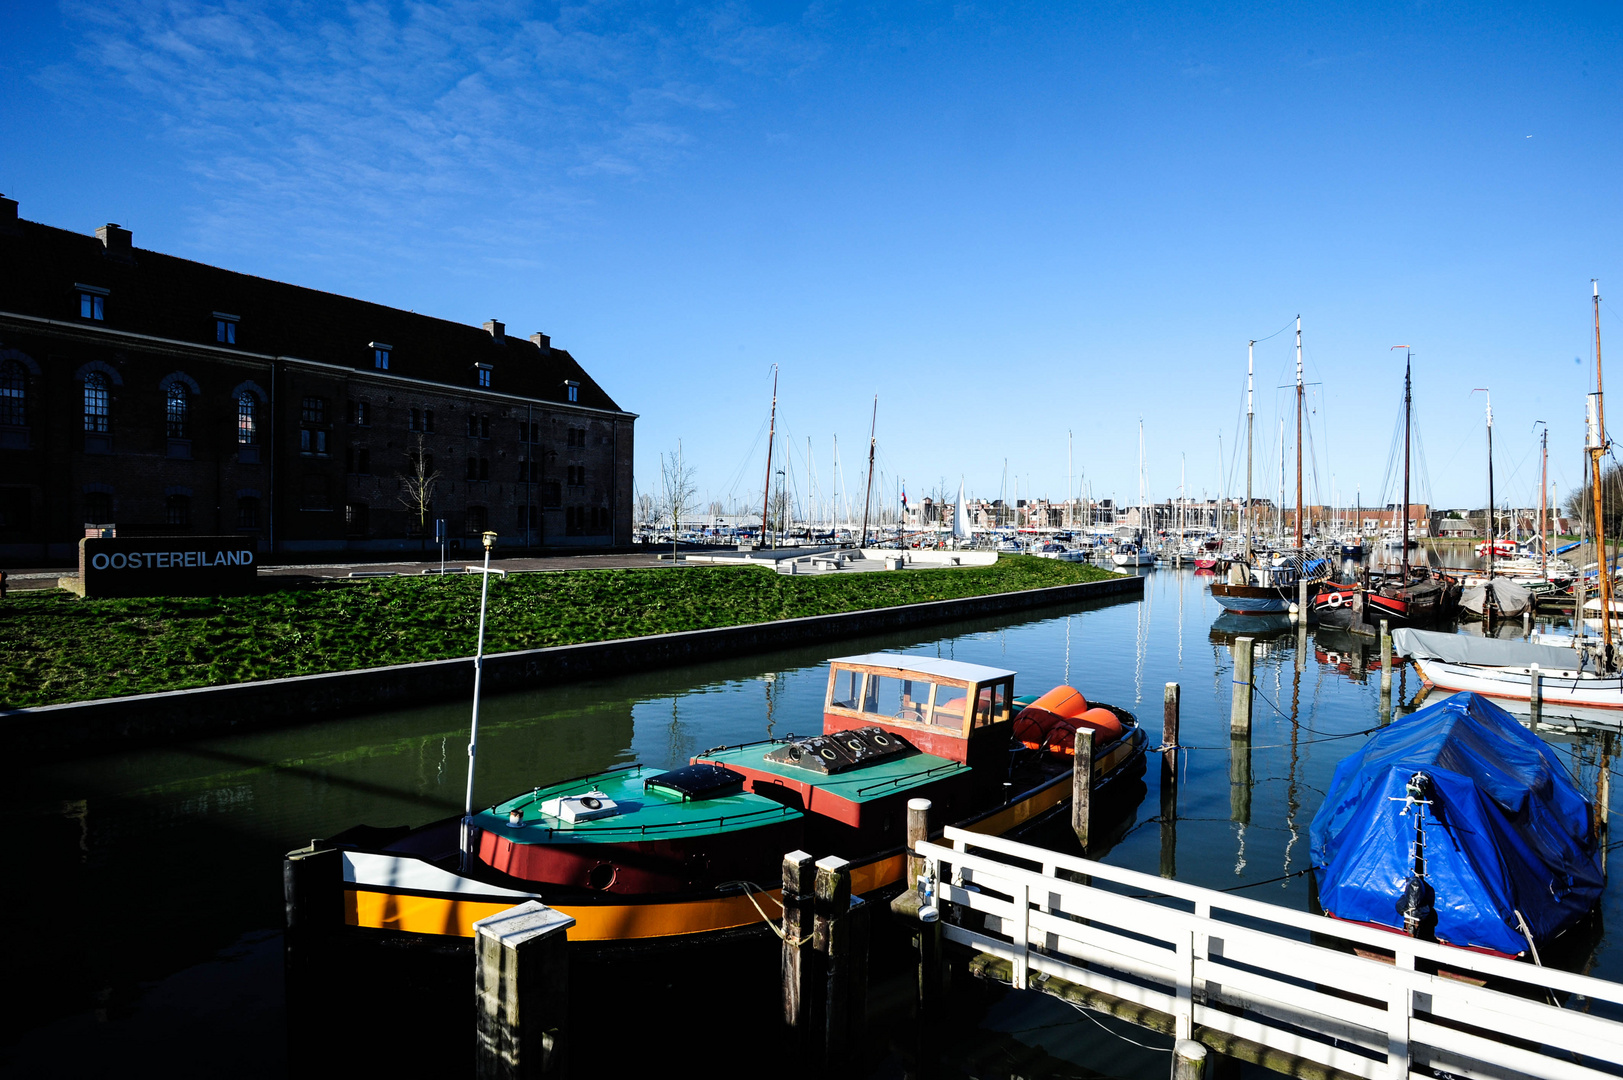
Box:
919 826 1623 1080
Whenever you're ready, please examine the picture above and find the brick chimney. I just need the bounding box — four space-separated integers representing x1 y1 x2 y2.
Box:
483 319 505 342
97 222 135 263
0 193 18 237
530 331 551 352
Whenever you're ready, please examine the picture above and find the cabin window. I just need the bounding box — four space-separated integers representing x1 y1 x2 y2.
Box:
861 675 947 726
830 669 864 711
971 682 1010 727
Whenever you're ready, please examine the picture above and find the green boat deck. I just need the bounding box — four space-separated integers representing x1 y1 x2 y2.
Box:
477 764 801 845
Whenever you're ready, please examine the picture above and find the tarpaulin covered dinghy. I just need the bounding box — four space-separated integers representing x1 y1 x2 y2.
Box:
1310 692 1603 957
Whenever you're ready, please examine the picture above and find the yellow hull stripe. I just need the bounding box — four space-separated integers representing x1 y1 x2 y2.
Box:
347 852 912 942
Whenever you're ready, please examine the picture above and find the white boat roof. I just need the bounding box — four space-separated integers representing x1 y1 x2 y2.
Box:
829 652 1017 685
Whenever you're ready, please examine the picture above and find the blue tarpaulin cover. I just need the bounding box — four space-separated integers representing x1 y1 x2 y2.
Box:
1310 692 1602 956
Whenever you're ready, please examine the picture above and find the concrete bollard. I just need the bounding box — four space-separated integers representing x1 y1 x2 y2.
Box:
1072 727 1096 848
1173 1038 1209 1080
474 901 576 1080
1230 637 1254 738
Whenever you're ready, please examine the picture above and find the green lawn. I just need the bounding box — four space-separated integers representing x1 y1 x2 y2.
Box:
0 556 1119 708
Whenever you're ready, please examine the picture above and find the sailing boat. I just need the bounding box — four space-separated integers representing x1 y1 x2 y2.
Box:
1459 391 1531 619
1313 349 1460 629
1211 318 1328 614
1112 421 1155 567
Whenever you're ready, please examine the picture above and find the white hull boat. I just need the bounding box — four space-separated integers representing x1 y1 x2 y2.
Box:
1396 627 1623 710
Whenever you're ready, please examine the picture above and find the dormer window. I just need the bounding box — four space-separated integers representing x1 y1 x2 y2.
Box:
215 312 239 344
475 362 492 388
77 284 108 321
564 379 579 403
371 342 392 371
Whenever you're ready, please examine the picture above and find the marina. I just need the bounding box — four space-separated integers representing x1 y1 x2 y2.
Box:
8 565 1623 1076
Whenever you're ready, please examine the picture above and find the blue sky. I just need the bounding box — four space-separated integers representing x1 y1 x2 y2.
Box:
4 2 1621 518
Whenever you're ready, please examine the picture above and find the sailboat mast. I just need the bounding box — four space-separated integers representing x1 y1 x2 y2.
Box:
1246 339 1254 561
860 395 877 546
1295 316 1304 551
1485 391 1495 582
761 365 778 545
1592 280 1613 655
1540 425 1549 580
1402 351 1412 580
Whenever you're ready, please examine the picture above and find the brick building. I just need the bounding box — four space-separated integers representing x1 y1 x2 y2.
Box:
0 197 635 560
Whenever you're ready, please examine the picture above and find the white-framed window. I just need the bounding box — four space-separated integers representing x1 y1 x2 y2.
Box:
77 284 108 321
371 342 392 370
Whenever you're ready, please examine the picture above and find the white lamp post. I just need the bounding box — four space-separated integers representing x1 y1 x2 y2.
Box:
461 530 507 865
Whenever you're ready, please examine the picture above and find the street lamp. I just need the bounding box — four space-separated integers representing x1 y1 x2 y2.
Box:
461 530 507 866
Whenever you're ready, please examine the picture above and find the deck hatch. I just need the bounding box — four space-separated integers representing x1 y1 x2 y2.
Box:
645 763 746 801
764 726 917 774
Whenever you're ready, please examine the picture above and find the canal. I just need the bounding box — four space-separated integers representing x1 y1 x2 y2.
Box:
3 565 1616 1077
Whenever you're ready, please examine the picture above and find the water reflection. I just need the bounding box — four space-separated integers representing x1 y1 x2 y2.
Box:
3 569 1619 1079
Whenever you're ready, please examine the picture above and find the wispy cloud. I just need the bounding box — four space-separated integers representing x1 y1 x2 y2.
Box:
42 0 824 281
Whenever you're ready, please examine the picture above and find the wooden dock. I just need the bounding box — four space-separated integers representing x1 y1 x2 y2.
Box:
917 826 1623 1080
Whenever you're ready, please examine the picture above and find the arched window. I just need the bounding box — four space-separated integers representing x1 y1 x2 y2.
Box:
84 373 110 433
237 393 258 444
166 383 190 439
0 360 24 426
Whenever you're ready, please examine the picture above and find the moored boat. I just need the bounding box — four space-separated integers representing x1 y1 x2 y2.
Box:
1311 691 1603 957
305 652 1146 949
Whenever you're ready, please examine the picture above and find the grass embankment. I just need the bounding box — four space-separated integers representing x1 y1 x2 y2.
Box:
0 556 1119 709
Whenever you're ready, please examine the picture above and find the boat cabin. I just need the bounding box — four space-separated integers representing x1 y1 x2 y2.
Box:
821 653 1015 766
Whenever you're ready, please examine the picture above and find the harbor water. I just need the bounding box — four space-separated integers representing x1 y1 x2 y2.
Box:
3 564 1617 1077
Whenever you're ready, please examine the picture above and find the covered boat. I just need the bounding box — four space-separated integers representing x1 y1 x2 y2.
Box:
1393 626 1620 710
1310 692 1602 957
305 653 1146 948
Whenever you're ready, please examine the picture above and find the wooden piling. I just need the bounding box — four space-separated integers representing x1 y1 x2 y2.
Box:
813 855 866 1066
1230 735 1252 825
1530 663 1542 720
1072 727 1095 848
1297 577 1309 625
1379 619 1393 695
1161 682 1179 879
1174 1038 1209 1080
1230 637 1254 738
1600 733 1613 878
282 845 342 1073
473 901 575 1080
906 798 930 890
782 849 816 1036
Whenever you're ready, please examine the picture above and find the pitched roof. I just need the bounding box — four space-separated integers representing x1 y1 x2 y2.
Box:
0 217 626 413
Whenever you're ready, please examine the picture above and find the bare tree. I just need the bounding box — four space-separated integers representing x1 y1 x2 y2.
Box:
396 432 441 537
661 441 697 560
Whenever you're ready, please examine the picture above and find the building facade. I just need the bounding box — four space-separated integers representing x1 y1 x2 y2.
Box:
0 198 635 560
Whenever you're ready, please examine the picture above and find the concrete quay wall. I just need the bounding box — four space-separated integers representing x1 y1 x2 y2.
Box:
5 574 1143 759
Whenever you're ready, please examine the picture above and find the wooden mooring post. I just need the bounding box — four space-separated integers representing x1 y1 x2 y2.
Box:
473 901 575 1080
1072 727 1096 849
1230 637 1254 738
282 844 342 1073
1174 1038 1209 1080
783 853 870 1067
1530 662 1542 721
1379 619 1393 724
1161 683 1180 880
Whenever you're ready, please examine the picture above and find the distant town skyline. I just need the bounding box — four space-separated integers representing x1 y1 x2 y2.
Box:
4 2 1619 514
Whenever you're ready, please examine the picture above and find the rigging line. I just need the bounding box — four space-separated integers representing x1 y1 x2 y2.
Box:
1251 315 1298 345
